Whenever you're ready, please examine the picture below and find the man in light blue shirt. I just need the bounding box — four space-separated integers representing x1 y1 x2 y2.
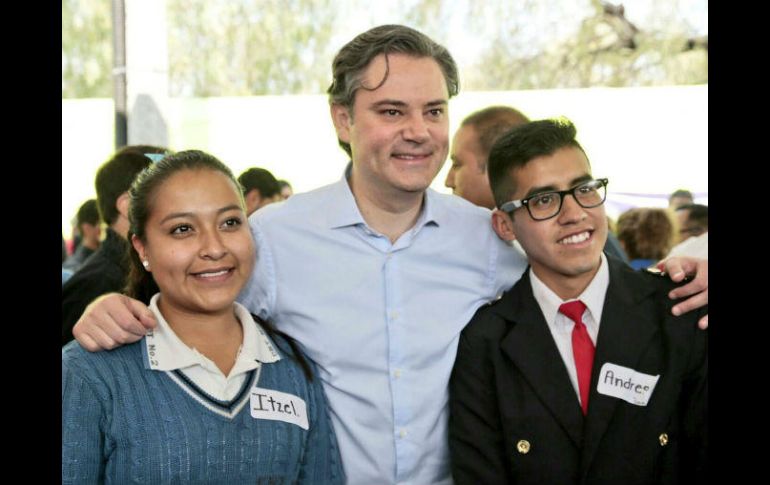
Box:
238 162 527 483
234 26 532 482
73 24 708 484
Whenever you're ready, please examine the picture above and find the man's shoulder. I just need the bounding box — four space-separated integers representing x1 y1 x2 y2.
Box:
668 233 708 259
71 243 125 276
428 188 493 221
426 190 506 252
62 253 126 300
252 181 340 225
609 258 707 324
613 258 686 295
462 292 515 340
62 338 144 380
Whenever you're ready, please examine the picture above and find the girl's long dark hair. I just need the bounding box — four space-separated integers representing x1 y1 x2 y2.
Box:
123 149 313 380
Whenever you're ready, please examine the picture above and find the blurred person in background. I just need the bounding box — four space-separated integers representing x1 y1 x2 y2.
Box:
238 167 282 216
62 199 101 274
62 146 167 345
674 203 708 243
445 105 529 209
668 204 708 260
616 207 676 270
668 189 694 210
278 179 293 200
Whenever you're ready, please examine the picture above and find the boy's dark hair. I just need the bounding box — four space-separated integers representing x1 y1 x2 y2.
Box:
487 118 586 209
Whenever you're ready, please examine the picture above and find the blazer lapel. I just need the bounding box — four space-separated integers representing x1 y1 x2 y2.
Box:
499 271 585 448
579 259 660 478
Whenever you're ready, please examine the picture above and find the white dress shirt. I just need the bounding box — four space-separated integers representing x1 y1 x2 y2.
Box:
667 232 708 260
238 174 529 484
530 253 610 402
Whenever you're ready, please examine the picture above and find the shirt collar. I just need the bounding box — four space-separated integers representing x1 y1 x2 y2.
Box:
233 302 281 364
325 172 367 229
143 294 281 372
326 165 441 230
529 252 610 329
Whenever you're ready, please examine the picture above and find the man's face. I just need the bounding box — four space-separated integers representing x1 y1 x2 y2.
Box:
675 209 705 242
79 222 102 248
669 196 692 210
445 124 496 209
331 54 450 198
496 146 607 294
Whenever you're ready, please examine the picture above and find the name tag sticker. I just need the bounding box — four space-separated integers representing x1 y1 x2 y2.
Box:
250 387 308 430
597 363 660 406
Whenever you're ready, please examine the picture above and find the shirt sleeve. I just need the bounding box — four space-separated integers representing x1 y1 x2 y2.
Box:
297 368 345 484
62 354 109 484
238 214 276 320
491 238 529 298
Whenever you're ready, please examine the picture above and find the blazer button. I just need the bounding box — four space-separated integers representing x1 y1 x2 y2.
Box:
516 440 531 454
659 433 669 446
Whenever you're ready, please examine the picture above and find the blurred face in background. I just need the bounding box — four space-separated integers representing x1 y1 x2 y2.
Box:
446 124 496 209
675 208 706 243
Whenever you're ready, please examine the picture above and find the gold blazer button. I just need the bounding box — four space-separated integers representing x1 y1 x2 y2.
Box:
516 440 531 454
659 433 669 446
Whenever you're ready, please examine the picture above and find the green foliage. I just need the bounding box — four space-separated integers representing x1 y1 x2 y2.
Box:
61 0 707 99
166 0 338 96
462 0 707 90
62 0 113 98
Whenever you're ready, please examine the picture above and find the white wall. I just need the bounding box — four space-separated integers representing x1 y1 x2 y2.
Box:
62 85 707 236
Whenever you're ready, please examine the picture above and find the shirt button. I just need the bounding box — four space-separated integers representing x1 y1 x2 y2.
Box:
389 311 399 320
394 369 402 379
516 440 531 454
399 429 407 439
659 433 669 446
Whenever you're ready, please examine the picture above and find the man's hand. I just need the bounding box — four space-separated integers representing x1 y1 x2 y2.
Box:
72 293 157 351
657 257 708 330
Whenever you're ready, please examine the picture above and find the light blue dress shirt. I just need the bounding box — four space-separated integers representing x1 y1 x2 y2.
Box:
239 175 528 484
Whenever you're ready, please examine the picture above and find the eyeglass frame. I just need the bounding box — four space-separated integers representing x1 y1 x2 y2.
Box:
499 178 609 221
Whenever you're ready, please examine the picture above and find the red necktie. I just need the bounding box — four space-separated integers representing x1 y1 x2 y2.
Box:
559 300 594 415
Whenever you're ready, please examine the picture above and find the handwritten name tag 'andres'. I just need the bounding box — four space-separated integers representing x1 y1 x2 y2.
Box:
250 387 309 430
597 363 660 406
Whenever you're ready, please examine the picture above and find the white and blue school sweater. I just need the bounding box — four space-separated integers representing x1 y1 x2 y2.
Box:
62 324 344 484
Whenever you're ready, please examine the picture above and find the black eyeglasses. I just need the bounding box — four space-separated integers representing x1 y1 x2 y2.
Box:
500 178 609 221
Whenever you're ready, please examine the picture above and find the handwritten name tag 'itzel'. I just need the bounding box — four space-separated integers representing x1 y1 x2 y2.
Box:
597 363 660 406
250 387 308 430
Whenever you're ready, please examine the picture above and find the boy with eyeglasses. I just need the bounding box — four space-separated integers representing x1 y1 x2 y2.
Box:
449 118 707 484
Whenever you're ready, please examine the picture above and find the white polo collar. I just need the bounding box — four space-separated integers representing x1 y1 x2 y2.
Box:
530 252 610 333
142 293 281 372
